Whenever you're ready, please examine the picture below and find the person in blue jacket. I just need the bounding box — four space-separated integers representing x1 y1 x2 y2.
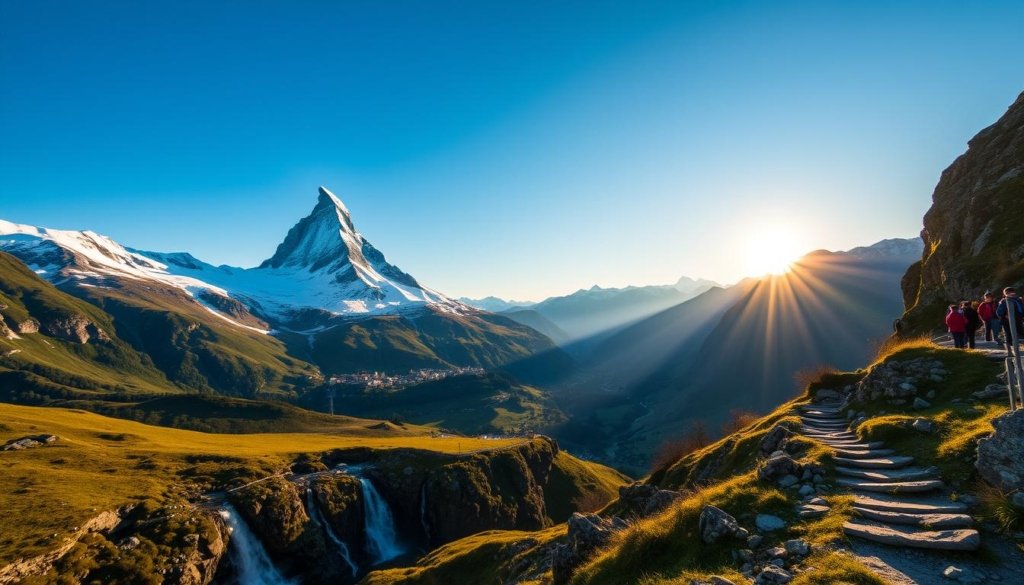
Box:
996 287 1024 356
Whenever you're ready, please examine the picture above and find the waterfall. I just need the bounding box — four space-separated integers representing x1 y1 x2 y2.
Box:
304 488 360 577
419 483 430 543
359 478 405 564
218 505 292 585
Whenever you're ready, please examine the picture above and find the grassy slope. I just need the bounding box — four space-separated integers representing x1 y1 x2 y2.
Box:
364 527 565 585
0 252 175 396
546 452 632 520
75 279 318 397
0 402 520 566
365 341 1007 585
852 345 1005 486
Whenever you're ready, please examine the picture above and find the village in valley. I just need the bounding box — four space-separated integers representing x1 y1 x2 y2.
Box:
326 367 486 390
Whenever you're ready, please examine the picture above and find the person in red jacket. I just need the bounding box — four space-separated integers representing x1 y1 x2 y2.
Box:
978 291 1001 344
946 304 968 349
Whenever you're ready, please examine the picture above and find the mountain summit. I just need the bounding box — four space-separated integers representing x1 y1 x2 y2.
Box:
260 187 419 292
0 186 468 323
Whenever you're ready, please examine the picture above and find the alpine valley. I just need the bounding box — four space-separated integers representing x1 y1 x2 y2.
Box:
4 94 1024 585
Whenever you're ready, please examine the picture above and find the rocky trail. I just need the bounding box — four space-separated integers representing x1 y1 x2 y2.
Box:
798 402 981 552
795 400 1024 584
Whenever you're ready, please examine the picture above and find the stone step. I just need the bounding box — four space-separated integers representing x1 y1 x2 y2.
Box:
800 417 848 427
797 504 831 519
802 413 843 424
801 407 843 415
832 455 915 469
834 448 896 459
802 430 858 440
851 506 973 529
838 478 944 493
815 440 886 449
835 466 938 482
843 520 980 551
852 494 969 514
803 423 851 432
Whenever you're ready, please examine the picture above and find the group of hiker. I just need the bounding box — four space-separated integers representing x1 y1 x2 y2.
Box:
945 287 1024 353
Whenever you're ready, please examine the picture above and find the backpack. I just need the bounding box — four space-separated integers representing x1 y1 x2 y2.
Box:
1002 298 1024 324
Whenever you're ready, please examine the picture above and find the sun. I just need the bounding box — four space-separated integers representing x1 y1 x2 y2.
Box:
743 228 804 276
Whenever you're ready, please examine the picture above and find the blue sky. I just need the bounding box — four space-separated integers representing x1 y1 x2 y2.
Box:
2 1 1023 300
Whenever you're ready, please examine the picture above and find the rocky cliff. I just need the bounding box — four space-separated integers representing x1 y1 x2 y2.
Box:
902 91 1024 332
366 438 559 546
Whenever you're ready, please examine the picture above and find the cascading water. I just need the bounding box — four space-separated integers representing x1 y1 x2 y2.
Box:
359 477 405 564
305 488 360 577
419 483 431 543
218 504 291 585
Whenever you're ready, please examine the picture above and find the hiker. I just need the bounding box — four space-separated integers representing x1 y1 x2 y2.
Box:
978 291 1001 344
997 287 1024 356
946 304 968 349
962 300 980 349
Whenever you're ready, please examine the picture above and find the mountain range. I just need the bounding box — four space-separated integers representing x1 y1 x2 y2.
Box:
550 237 924 471
0 187 568 400
462 276 720 342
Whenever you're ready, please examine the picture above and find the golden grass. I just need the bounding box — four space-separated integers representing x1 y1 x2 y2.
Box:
569 473 788 585
791 551 889 585
0 403 523 565
869 335 935 368
363 526 565 585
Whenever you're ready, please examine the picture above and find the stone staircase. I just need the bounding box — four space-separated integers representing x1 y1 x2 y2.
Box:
798 402 981 552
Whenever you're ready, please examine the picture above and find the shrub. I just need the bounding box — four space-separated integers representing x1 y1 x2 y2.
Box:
649 422 710 474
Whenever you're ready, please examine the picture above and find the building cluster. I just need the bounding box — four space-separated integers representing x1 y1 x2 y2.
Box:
327 367 485 390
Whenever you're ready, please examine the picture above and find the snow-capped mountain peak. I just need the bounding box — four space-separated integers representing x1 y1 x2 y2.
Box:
260 186 365 271
0 186 471 331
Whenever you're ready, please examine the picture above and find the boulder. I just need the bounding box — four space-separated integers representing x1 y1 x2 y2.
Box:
755 564 793 584
759 424 793 458
619 482 684 516
16 318 39 334
551 513 627 584
911 418 934 433
643 489 684 516
784 538 810 557
974 384 1009 400
1 434 58 451
755 514 786 532
689 577 736 585
913 397 931 410
758 452 802 485
976 409 1024 490
698 505 742 544
942 565 963 580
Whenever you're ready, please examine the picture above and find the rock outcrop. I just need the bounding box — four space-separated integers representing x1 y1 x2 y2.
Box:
310 475 365 559
618 482 684 517
853 358 947 403
901 91 1024 332
229 477 342 581
15 318 38 334
40 314 110 343
366 438 562 546
698 505 744 544
2 434 57 451
551 513 627 584
976 409 1024 491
